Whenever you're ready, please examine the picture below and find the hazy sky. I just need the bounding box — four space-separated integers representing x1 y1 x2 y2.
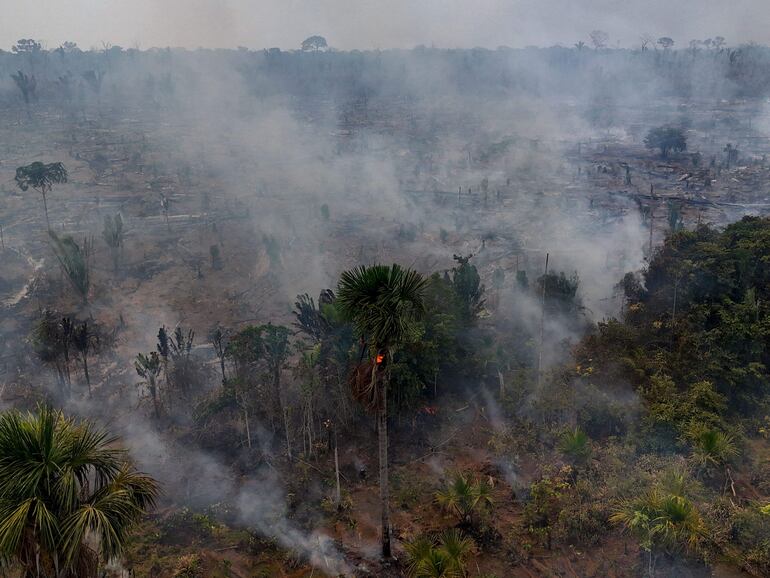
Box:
2 0 765 51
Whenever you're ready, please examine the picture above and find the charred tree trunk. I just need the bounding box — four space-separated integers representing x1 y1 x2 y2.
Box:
82 353 91 397
41 191 50 231
378 368 391 558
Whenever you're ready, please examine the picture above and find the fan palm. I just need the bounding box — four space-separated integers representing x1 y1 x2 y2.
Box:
336 263 427 557
0 406 159 577
404 529 474 578
611 488 705 574
690 429 738 475
558 427 592 463
435 471 494 526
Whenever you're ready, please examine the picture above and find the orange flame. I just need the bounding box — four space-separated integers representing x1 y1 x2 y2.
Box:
375 354 384 364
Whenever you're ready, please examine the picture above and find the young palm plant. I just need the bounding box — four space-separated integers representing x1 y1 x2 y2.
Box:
336 263 427 558
435 471 494 527
49 232 92 303
690 428 738 476
0 406 159 577
404 529 475 578
558 427 592 464
611 487 705 575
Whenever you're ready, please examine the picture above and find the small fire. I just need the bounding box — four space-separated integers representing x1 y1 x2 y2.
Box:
375 353 384 364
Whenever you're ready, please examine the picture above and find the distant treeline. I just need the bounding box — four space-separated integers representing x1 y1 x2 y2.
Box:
2 41 770 107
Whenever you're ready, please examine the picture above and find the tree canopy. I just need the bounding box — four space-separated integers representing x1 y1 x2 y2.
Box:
0 407 158 577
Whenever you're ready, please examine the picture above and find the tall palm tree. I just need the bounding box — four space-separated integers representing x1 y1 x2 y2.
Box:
0 406 159 577
336 263 427 558
14 162 68 231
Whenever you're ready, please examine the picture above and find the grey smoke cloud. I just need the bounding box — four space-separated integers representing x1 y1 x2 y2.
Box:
2 0 765 51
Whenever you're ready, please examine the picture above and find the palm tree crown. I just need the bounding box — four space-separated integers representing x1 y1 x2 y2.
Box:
0 407 159 577
336 263 427 353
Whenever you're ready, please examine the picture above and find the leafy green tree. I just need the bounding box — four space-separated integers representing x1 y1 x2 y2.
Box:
336 263 427 557
524 472 570 550
293 293 332 343
301 35 328 51
15 162 68 231
135 352 162 418
644 126 687 158
227 323 292 443
538 271 582 314
451 254 485 324
0 406 158 577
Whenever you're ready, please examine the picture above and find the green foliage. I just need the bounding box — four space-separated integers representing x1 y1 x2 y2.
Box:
524 470 570 549
227 323 291 379
337 263 427 355
558 427 592 463
49 232 92 301
404 529 475 578
611 488 705 556
135 351 162 417
537 271 582 314
172 554 202 578
667 200 684 233
644 126 687 158
578 218 770 445
730 504 770 574
450 254 485 324
0 406 158 577
688 427 738 474
435 471 494 526
32 310 73 392
159 509 217 545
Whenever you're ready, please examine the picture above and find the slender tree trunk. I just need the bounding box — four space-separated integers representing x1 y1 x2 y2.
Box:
379 371 391 558
334 428 342 507
82 353 91 397
42 191 50 231
273 366 284 434
284 405 292 460
150 381 160 418
537 252 549 388
243 404 252 448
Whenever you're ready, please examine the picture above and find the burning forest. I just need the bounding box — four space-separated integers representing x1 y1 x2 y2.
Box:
1 2 770 577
